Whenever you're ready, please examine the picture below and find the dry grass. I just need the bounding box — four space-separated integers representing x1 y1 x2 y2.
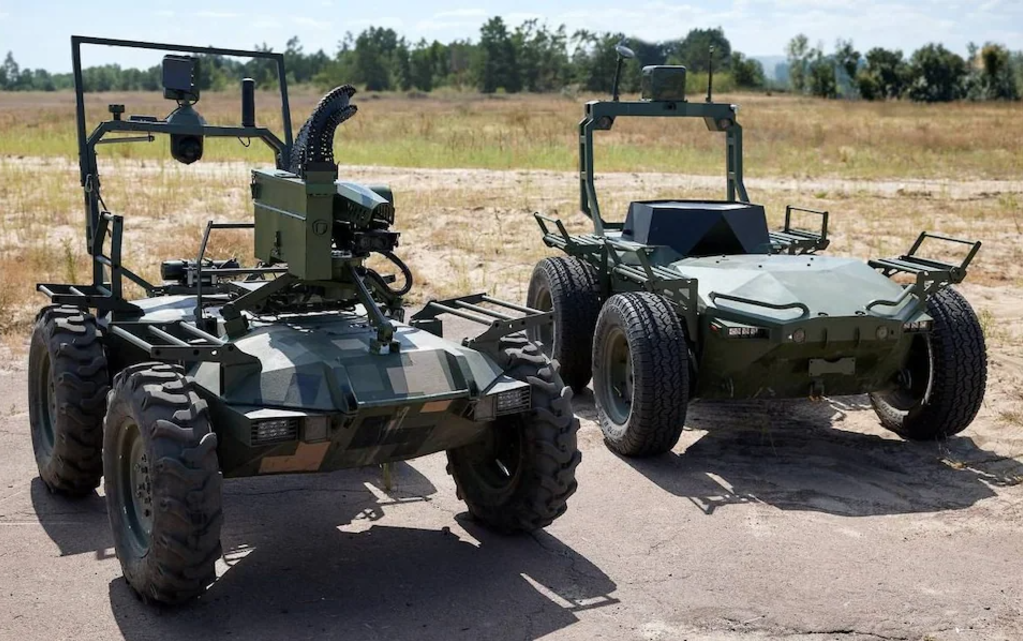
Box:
2 157 1020 331
2 90 1022 179
0 93 1021 364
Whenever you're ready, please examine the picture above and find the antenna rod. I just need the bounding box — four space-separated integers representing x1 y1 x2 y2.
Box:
612 57 624 102
706 45 714 103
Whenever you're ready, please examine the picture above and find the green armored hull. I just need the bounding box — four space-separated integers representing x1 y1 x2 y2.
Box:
124 295 528 477
527 44 986 459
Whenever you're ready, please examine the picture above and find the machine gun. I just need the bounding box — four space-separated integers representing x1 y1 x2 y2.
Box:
43 37 417 354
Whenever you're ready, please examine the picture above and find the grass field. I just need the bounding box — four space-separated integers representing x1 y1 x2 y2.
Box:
0 91 1021 387
2 89 1023 179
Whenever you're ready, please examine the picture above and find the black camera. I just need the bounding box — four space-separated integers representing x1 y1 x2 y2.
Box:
162 55 199 103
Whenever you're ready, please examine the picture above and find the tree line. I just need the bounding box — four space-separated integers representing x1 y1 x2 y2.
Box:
1 18 1020 103
784 35 1023 102
0 23 762 95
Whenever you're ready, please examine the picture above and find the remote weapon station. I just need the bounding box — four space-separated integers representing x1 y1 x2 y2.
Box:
527 42 986 457
29 37 580 604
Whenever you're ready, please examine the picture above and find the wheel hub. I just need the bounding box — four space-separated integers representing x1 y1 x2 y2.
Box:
119 422 154 553
600 327 634 425
38 354 57 455
532 286 554 357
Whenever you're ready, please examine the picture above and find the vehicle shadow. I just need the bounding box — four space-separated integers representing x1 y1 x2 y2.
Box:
29 477 114 558
580 394 1023 517
108 462 617 641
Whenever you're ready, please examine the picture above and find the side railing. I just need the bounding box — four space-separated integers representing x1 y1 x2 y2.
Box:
410 294 553 352
769 205 830 255
867 231 982 314
535 212 700 337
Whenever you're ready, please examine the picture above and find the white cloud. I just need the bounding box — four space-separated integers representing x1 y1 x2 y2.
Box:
506 12 544 23
347 16 405 29
196 10 240 19
293 16 330 30
250 16 278 30
433 8 488 19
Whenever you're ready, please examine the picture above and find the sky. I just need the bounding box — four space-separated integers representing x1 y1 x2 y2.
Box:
0 0 1021 72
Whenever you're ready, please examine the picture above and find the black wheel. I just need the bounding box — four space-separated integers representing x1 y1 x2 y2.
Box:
870 287 987 440
28 306 110 495
593 292 689 457
104 363 223 604
448 335 581 533
526 256 602 392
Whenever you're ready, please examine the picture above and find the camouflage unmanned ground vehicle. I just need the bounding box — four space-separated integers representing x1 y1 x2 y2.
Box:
29 37 580 604
527 43 986 457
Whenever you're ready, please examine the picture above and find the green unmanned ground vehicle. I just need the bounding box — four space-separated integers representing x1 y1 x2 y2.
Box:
29 37 580 604
527 43 987 457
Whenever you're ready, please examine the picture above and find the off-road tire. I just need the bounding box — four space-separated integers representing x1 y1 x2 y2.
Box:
593 292 689 457
103 363 223 605
526 257 602 393
447 335 581 533
870 287 987 440
28 306 109 495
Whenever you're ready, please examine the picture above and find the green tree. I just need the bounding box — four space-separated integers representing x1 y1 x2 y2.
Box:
512 20 570 92
672 27 730 72
391 39 412 91
353 27 400 91
730 52 765 88
786 34 810 92
856 47 908 100
571 30 626 93
974 43 1019 100
475 17 519 93
1 52 19 90
833 39 860 95
907 43 966 102
807 46 837 98
409 39 436 91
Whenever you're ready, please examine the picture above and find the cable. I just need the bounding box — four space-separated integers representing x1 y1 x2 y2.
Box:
366 250 413 298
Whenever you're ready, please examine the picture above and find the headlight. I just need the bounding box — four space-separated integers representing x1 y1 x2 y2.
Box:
251 418 299 445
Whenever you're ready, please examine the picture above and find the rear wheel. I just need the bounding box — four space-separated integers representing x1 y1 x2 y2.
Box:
28 306 109 495
104 363 223 604
526 257 602 392
448 335 581 533
593 292 689 457
870 287 986 440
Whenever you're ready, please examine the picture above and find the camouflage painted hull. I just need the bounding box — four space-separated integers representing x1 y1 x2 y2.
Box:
120 296 524 478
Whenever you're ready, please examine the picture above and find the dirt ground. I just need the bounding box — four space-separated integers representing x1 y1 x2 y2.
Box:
0 164 1022 640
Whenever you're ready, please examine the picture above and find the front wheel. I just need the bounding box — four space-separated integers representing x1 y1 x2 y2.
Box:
104 363 223 604
447 335 581 533
592 292 689 457
870 287 987 440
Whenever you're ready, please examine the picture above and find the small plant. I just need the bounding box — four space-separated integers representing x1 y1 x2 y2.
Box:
61 237 78 284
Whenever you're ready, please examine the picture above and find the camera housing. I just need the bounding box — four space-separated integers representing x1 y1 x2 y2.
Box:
162 55 200 102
